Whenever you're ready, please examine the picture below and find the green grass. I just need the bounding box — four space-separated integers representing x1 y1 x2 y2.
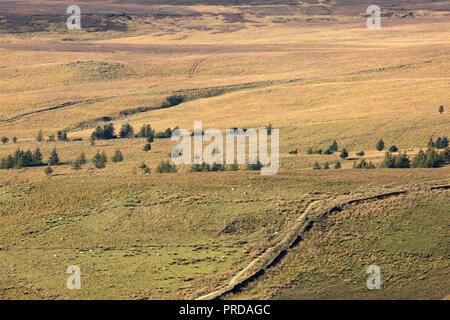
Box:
227 189 450 300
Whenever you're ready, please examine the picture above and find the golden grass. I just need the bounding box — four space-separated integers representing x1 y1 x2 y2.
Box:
0 4 449 299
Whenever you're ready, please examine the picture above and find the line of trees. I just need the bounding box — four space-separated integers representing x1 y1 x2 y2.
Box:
1 137 17 144
1 147 128 171
35 130 69 142
428 136 448 149
72 149 124 170
379 147 449 169
190 162 241 172
0 148 58 169
313 161 341 170
90 123 158 141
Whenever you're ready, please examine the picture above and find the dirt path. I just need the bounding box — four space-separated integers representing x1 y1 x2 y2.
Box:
196 184 450 300
196 200 320 300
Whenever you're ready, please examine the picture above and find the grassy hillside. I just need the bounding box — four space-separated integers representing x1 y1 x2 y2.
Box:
0 1 448 299
227 188 450 300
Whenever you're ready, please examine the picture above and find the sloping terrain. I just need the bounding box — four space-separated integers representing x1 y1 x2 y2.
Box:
0 1 449 299
226 187 450 300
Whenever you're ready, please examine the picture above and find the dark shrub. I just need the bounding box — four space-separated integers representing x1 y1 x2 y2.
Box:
247 161 263 171
330 140 338 152
389 145 398 152
165 95 185 106
376 139 385 151
340 148 348 159
119 123 134 138
92 151 107 169
436 136 448 149
156 160 177 173
143 143 152 152
354 159 376 169
91 123 116 140
111 149 124 162
48 148 60 165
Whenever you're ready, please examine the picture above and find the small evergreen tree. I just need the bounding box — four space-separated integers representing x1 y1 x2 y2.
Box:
48 148 59 165
330 140 338 152
380 152 396 168
139 124 155 142
92 151 107 169
111 149 124 162
32 147 43 165
307 147 313 155
12 137 17 143
140 163 147 170
79 152 87 165
103 123 116 139
356 151 365 156
119 123 134 138
376 139 385 151
18 150 33 168
72 152 86 170
57 131 68 141
340 148 348 159
323 162 330 169
44 165 53 177
1 137 8 144
424 148 443 168
266 123 273 136
211 163 225 171
394 152 410 168
436 136 448 149
334 161 341 169
411 150 426 168
440 148 450 164
389 145 398 152
313 162 321 170
354 159 376 169
72 159 82 170
36 130 43 142
427 137 434 148
143 143 152 152
155 160 177 173
247 161 263 171
439 105 444 115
